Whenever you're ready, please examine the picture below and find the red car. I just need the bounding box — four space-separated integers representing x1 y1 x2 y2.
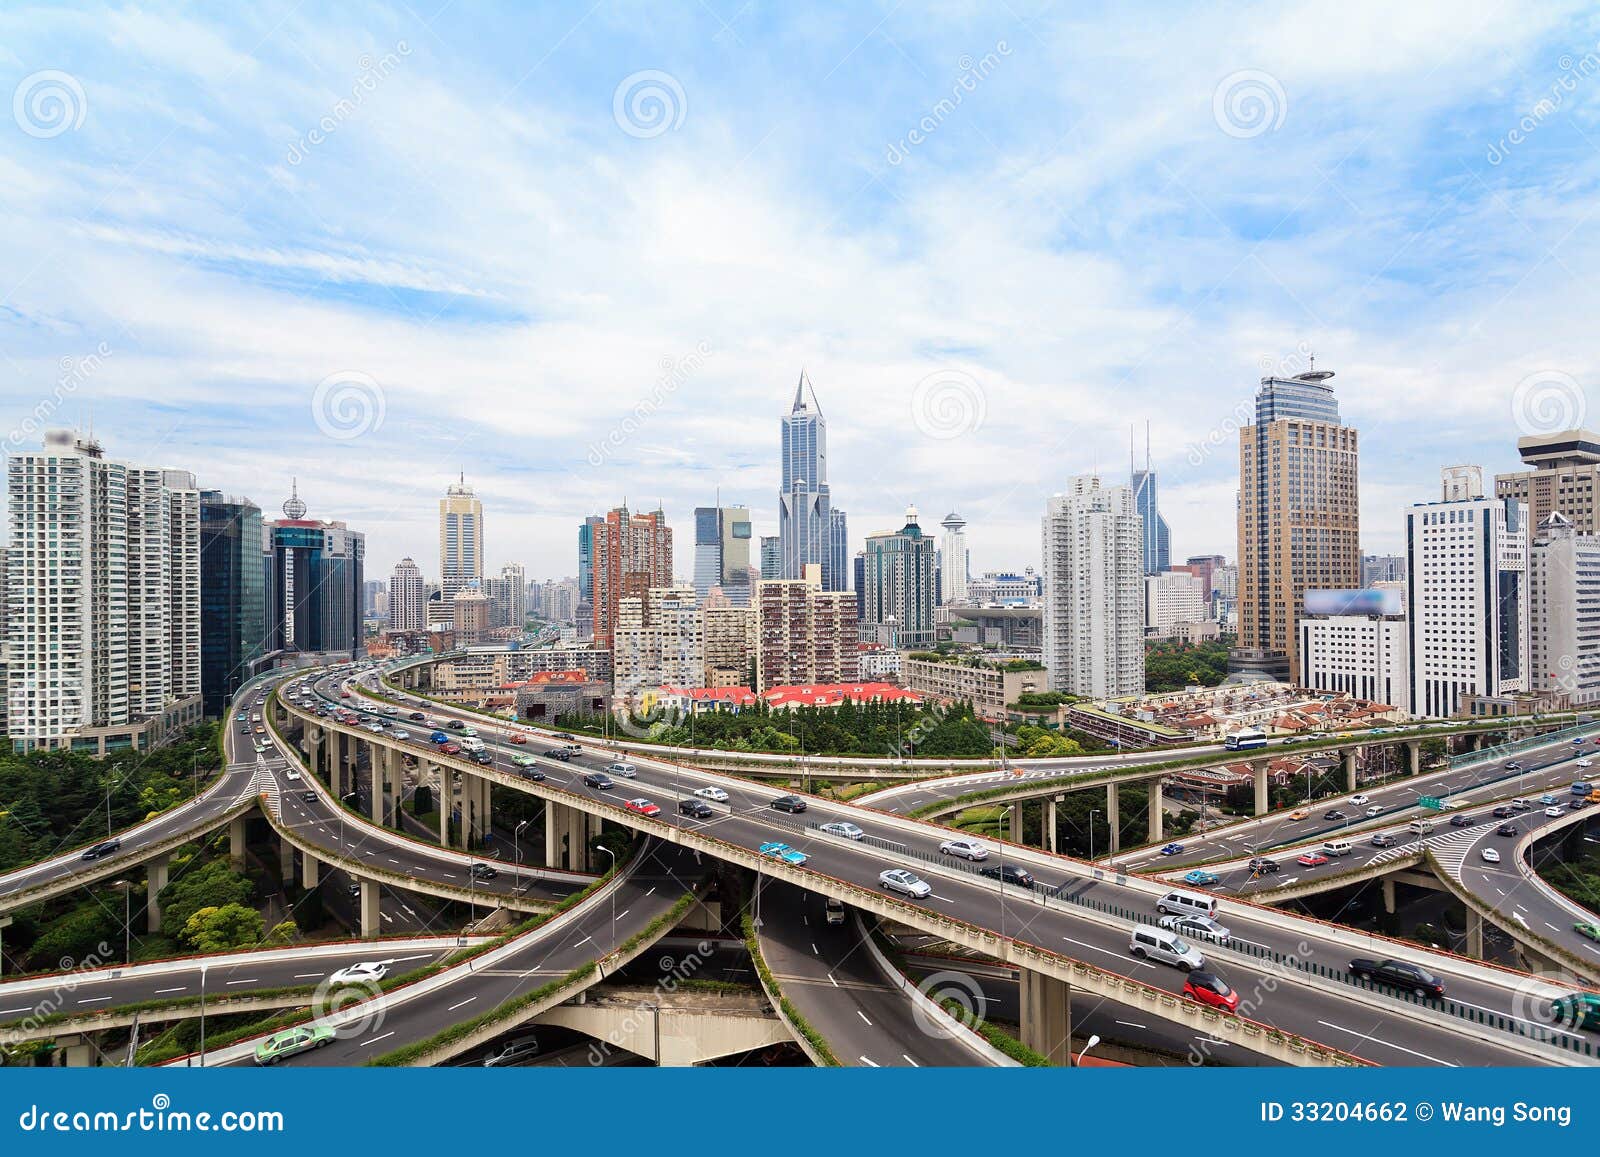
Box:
623 798 661 817
340 690 351 698
1297 851 1330 867
1183 970 1240 1012
508 733 527 745
440 742 461 755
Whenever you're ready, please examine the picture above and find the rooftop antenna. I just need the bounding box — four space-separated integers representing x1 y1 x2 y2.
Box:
1145 419 1152 473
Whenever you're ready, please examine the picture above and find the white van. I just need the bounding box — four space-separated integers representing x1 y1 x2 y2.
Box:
459 737 485 753
1129 924 1206 971
1407 818 1436 836
1321 838 1354 857
1155 890 1218 920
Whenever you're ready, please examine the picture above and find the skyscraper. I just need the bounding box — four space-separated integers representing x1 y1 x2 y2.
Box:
590 504 673 647
389 557 425 631
779 372 845 590
484 562 527 629
693 502 753 605
1041 474 1144 698
939 512 969 603
1495 428 1600 533
439 474 483 606
1530 512 1600 707
1234 364 1360 682
759 535 782 580
829 507 849 595
200 491 267 716
754 565 859 691
7 431 204 753
266 483 365 658
578 514 604 603
1130 423 1170 576
863 506 938 649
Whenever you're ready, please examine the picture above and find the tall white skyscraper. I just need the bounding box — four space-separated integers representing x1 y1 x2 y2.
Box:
939 511 969 603
779 372 847 591
439 474 483 605
1530 512 1600 707
7 430 203 754
1041 474 1144 698
1406 466 1530 717
612 585 703 700
389 557 426 631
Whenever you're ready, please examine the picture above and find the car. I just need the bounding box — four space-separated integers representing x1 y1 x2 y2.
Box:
1181 868 1221 886
1323 809 1347 821
1365 805 1383 817
819 821 864 840
1549 992 1600 1032
554 732 575 740
1540 794 1561 806
1580 759 1594 769
758 842 808 866
430 731 449 744
623 798 661 817
679 798 714 819
1158 843 1186 857
607 762 637 778
1575 921 1600 944
939 837 989 861
582 772 614 791
1349 957 1445 998
408 711 427 721
1288 809 1309 821
1349 794 1369 807
507 733 528 745
879 868 932 898
1511 798 1533 811
440 742 461 755
1183 969 1240 1012
1547 806 1567 818
1481 847 1501 864
284 768 302 781
481 1034 541 1067
328 961 388 986
469 862 499 881
1159 913 1231 942
390 729 410 741
824 897 846 926
1371 832 1397 847
471 750 494 765
347 881 362 898
254 1024 335 1065
690 786 730 803
80 839 121 861
448 720 465 730
459 727 478 738
301 790 317 803
511 753 538 767
1297 852 1330 867
1247 856 1279 873
544 748 572 761
980 864 1037 888
1506 761 1523 771
770 795 807 813
1448 813 1475 827
1497 822 1519 836
1493 805 1514 818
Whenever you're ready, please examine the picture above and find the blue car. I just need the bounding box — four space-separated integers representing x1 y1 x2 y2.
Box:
758 842 808 867
430 731 450 744
1183 869 1221 886
1159 843 1185 856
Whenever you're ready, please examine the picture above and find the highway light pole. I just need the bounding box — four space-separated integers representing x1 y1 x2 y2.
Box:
198 963 208 1067
1074 1032 1101 1068
514 819 530 893
1088 809 1099 864
598 844 617 952
998 804 1014 942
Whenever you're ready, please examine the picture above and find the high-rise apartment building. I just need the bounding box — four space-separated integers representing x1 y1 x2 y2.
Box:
484 562 527 629
754 565 859 691
939 512 969 603
863 507 938 649
389 557 425 632
1406 466 1530 717
578 514 604 604
693 503 753 605
779 372 846 591
829 507 849 595
704 605 757 687
266 484 365 658
1144 570 1208 636
613 585 703 700
439 474 483 606
590 504 673 647
7 431 204 753
1298 612 1409 712
452 584 491 645
1041 474 1144 698
1234 365 1360 682
759 535 781 580
1530 512 1600 707
199 491 267 716
1361 554 1406 586
1495 429 1600 533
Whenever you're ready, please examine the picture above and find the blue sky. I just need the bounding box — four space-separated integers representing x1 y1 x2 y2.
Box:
4 1 1600 580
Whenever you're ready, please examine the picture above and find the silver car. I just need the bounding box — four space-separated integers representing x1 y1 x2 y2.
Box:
819 821 864 840
879 868 932 899
938 837 989 861
1158 913 1231 943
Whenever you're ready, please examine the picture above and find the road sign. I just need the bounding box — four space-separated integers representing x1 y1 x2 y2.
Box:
1418 796 1444 811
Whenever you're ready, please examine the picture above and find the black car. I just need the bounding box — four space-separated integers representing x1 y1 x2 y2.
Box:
1497 822 1519 836
1322 809 1347 821
583 772 614 790
1348 957 1445 998
301 790 317 803
770 795 807 814
979 864 1036 888
80 838 121 861
520 768 547 783
1492 805 1513 818
545 749 572 761
471 749 494 765
408 711 427 721
1448 813 1475 827
1247 856 1280 873
679 799 714 819
469 863 499 881
448 720 466 730
553 732 575 740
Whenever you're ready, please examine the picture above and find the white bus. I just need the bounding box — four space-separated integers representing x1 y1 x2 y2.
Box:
1223 727 1268 751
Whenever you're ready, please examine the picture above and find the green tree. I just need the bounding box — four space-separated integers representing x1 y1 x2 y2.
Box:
181 903 263 952
157 858 254 933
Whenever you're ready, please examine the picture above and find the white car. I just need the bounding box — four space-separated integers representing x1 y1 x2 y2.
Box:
391 730 410 741
1480 847 1501 864
286 769 301 781
694 786 729 802
1349 794 1369 807
819 821 864 840
1546 806 1566 818
1366 805 1382 817
328 961 388 986
939 838 989 861
879 869 932 899
1578 759 1594 769
607 763 638 778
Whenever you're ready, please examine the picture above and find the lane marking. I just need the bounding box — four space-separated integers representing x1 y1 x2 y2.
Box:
903 1055 920 1066
447 997 477 1012
1115 1020 1147 1029
1315 1019 1456 1066
857 1011 873 1026
360 1031 396 1047
154 987 186 994
860 1056 880 1067
224 978 261 986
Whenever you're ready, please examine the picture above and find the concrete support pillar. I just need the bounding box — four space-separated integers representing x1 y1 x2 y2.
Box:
1253 761 1269 816
439 766 455 848
359 879 381 938
367 742 386 825
307 729 323 780
61 1040 97 1067
228 816 247 870
1465 908 1485 959
330 732 346 797
1406 740 1422 777
1342 747 1359 793
1044 798 1058 854
146 855 170 933
1018 968 1072 1065
1106 781 1120 854
465 773 491 849
301 852 320 890
545 802 597 871
1382 876 1396 916
1146 779 1163 843
278 834 295 885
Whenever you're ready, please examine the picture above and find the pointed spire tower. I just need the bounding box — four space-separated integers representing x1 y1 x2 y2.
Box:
779 369 845 590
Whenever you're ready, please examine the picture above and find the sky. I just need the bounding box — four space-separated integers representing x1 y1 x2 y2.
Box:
3 1 1600 582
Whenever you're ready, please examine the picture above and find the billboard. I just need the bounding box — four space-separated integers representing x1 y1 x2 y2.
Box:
1304 588 1401 616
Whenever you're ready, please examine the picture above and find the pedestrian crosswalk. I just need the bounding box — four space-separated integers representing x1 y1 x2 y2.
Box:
1425 822 1501 879
245 756 290 819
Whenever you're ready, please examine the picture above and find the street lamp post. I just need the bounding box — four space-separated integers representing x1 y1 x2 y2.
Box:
998 805 1015 941
1074 1032 1102 1068
1088 808 1099 864
597 844 617 952
198 964 208 1067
